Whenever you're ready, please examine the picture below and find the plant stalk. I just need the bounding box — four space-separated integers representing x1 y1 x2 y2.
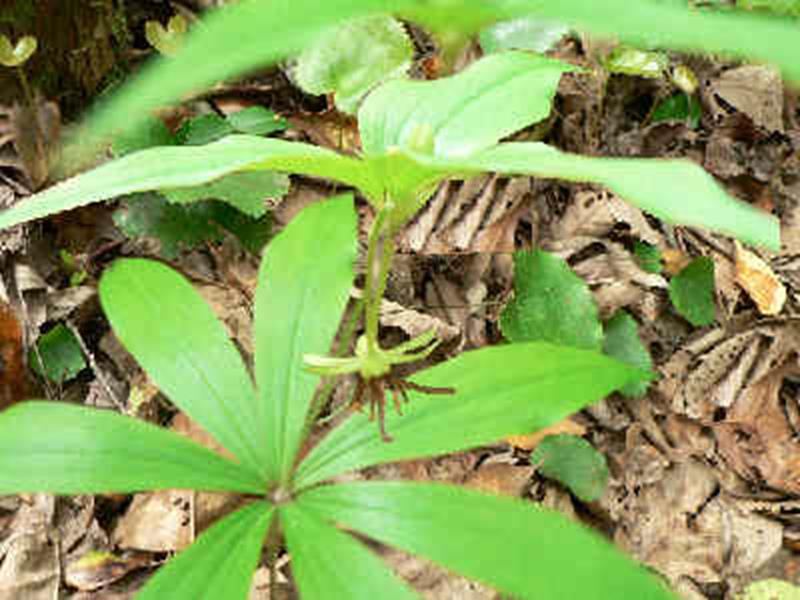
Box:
363 208 393 353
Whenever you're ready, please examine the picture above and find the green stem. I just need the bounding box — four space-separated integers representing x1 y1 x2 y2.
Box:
297 294 364 443
363 208 389 351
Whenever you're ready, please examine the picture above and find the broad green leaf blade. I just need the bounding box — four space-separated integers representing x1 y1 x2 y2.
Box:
500 250 603 350
113 194 226 260
294 15 413 114
227 106 288 136
358 51 576 158
138 502 273 600
280 503 420 600
0 402 264 494
176 113 236 146
411 142 780 249
255 195 357 483
294 343 648 488
669 256 716 326
100 258 267 476
28 323 86 383
0 136 374 230
297 482 676 600
602 310 653 397
162 171 290 218
532 0 800 83
111 117 176 157
74 0 419 149
531 434 609 502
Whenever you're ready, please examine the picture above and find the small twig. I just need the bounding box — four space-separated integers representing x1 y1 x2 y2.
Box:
65 319 125 412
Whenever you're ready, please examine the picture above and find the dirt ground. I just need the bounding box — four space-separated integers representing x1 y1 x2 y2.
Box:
1 4 800 599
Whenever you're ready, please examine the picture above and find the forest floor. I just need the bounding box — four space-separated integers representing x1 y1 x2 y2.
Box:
1 4 800 599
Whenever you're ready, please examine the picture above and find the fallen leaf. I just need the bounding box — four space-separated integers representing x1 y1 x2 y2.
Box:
734 240 786 315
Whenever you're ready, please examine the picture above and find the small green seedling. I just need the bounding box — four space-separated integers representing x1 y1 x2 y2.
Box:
145 15 188 57
0 34 37 67
0 196 669 599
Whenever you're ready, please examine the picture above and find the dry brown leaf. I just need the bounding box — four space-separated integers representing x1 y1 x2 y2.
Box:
65 551 152 592
112 489 193 553
715 361 800 495
464 463 533 497
551 189 663 245
658 318 800 421
661 248 691 276
399 174 533 254
734 240 786 315
0 494 58 600
609 459 782 588
376 293 460 342
704 65 784 132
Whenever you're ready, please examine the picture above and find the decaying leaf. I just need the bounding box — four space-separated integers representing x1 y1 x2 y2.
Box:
610 460 782 589
65 551 152 592
399 174 533 254
715 361 800 495
734 240 786 315
659 317 800 421
703 65 784 133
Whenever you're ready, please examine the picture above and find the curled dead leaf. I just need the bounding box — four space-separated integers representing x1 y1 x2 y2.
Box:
734 240 786 316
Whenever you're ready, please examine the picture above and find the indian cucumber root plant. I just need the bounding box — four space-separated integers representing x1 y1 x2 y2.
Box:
0 195 668 599
0 1 792 598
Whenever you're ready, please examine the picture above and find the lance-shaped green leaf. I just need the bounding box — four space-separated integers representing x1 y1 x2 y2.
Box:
255 195 357 483
407 143 780 250
0 136 374 230
281 503 419 600
100 258 267 476
358 50 575 158
0 402 264 494
162 171 289 218
293 343 648 488
297 482 676 600
532 0 800 82
137 502 273 600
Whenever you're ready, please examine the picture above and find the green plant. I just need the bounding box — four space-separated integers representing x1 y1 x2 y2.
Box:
0 3 793 596
0 195 669 598
0 49 779 383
